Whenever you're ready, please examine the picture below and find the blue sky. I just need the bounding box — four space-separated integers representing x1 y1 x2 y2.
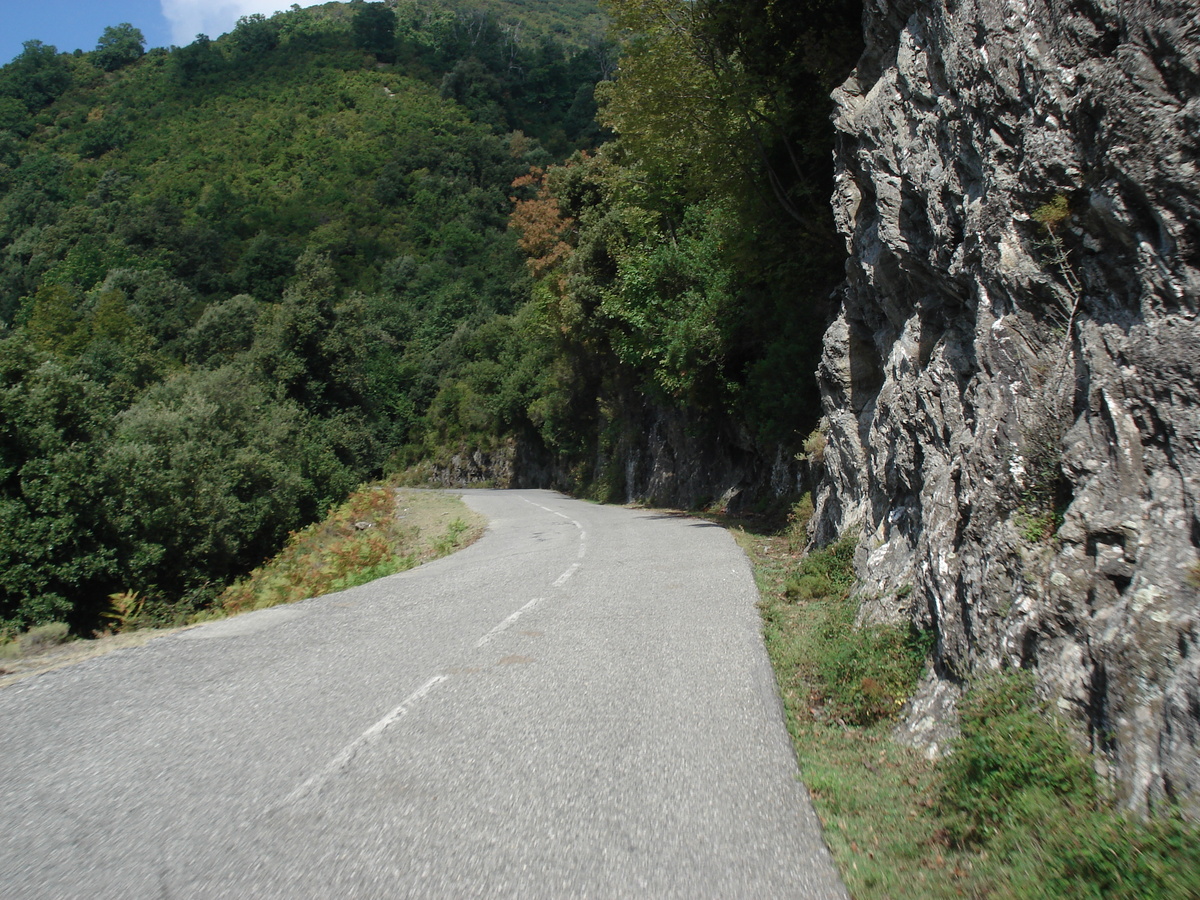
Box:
3 0 298 66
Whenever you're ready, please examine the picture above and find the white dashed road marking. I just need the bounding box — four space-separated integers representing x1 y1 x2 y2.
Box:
477 596 547 647
282 675 448 806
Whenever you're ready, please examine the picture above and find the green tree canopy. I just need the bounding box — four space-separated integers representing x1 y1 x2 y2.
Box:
0 40 72 114
352 3 398 60
93 23 146 72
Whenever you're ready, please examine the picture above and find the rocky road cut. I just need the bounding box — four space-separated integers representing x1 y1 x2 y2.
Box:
0 490 847 898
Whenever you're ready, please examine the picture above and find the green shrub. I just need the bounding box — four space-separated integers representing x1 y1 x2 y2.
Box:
939 671 1095 845
938 671 1200 898
220 487 480 613
815 609 931 725
785 536 856 599
783 494 814 552
1032 194 1071 233
1022 805 1200 899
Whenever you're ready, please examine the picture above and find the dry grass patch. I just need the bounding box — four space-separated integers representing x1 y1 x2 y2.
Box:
0 627 181 688
221 486 484 614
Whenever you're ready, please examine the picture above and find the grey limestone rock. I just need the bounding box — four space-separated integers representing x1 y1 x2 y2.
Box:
817 0 1200 817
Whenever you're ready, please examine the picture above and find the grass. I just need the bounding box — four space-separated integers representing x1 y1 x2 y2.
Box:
779 535 930 726
719 495 1200 899
0 621 72 660
221 485 484 614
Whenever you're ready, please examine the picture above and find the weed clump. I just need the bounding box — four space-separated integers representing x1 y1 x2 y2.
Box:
785 535 855 601
432 518 470 556
784 535 928 726
0 621 72 658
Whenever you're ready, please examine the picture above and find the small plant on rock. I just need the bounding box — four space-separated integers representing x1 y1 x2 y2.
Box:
1187 562 1200 590
799 427 827 466
1031 193 1084 344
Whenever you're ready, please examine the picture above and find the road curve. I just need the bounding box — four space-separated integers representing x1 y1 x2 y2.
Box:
0 489 847 899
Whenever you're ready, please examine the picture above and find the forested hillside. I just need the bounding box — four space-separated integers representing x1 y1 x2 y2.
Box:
0 0 613 633
2 0 863 636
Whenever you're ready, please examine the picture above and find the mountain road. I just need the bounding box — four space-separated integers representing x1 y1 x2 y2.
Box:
0 489 848 898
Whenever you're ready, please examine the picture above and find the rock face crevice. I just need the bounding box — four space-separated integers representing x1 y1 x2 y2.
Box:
816 0 1200 816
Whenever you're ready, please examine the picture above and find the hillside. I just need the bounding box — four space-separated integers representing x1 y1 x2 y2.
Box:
0 0 609 632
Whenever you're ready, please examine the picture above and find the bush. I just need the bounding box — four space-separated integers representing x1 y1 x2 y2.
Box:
0 621 71 658
939 671 1096 845
815 608 930 725
785 535 856 600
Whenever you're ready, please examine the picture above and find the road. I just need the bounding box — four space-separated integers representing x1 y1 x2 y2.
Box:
0 489 847 898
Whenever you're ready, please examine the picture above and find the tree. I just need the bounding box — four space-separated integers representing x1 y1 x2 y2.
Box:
598 0 861 230
231 14 281 56
508 167 575 281
0 337 117 631
352 3 398 61
170 34 222 85
0 41 72 113
93 23 146 72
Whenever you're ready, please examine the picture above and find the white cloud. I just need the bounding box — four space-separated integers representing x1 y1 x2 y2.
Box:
161 1 296 46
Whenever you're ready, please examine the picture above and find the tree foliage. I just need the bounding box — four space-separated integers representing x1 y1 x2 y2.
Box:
0 0 865 634
0 41 73 116
352 3 399 60
500 0 862 482
93 24 146 72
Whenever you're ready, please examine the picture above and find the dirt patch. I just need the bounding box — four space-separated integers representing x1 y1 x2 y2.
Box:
395 488 488 556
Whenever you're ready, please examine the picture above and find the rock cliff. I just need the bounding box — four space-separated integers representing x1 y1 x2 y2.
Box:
815 0 1200 816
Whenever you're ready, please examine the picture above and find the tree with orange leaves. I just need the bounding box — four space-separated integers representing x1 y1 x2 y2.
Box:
508 166 576 281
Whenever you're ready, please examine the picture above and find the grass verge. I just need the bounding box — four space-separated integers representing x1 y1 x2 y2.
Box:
721 496 1200 899
221 485 484 614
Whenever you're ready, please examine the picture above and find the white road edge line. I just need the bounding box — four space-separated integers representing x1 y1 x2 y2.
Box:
281 675 448 807
476 597 546 647
518 496 573 525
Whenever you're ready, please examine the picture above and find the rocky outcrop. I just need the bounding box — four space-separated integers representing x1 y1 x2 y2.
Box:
513 400 804 512
576 402 800 511
816 0 1200 816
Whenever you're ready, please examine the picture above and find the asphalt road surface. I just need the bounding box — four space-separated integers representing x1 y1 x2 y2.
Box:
0 489 848 899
